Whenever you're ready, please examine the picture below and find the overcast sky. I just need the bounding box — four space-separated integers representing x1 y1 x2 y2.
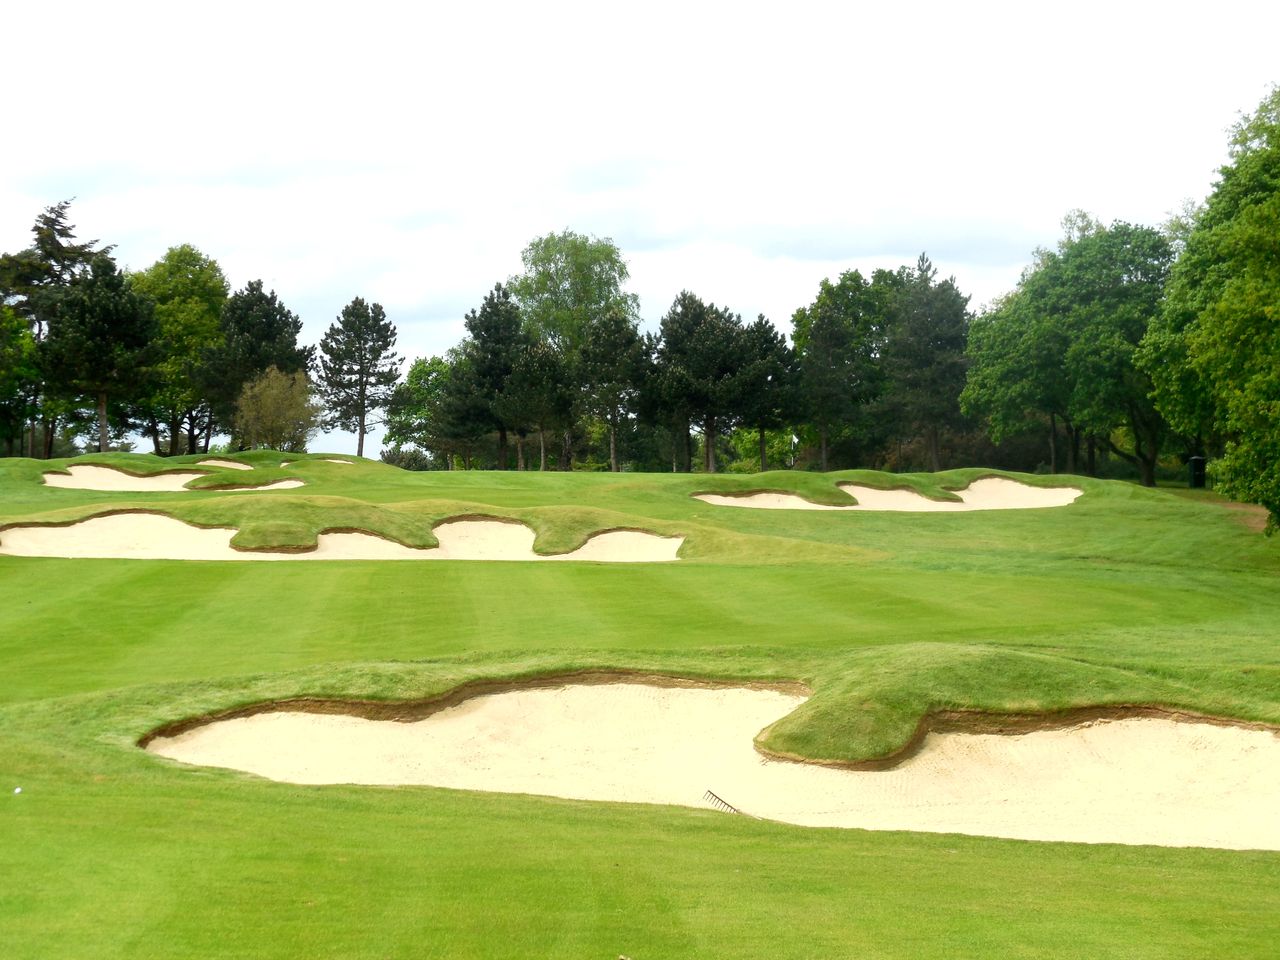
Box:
2 1 1276 455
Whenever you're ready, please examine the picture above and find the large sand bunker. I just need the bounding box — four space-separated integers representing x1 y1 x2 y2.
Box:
0 513 682 562
41 465 303 492
696 477 1081 511
197 459 254 471
146 682 1280 850
43 465 208 491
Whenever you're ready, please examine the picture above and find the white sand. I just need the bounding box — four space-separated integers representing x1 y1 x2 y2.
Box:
40 464 303 492
147 683 1280 850
695 491 852 510
696 477 1081 511
217 479 307 491
0 513 682 563
197 459 254 471
42 465 208 491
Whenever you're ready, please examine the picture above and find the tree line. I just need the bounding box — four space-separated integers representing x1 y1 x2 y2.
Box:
2 87 1276 524
0 211 399 458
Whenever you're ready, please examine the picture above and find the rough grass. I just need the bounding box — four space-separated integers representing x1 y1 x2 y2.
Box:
1 453 1279 958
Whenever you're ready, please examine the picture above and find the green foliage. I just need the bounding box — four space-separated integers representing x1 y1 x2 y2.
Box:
0 304 37 450
791 269 884 470
508 230 639 350
880 256 970 471
232 366 322 452
318 297 402 456
964 217 1172 483
128 245 229 454
41 254 157 452
581 305 647 471
655 292 747 471
379 443 436 471
1144 87 1280 527
384 355 451 456
201 280 313 428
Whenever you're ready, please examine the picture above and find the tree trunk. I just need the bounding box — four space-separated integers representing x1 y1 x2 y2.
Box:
145 417 163 456
539 429 547 471
97 392 109 453
42 415 56 459
925 426 941 473
497 426 508 470
1086 435 1097 476
704 416 716 473
356 418 366 458
1048 412 1058 473
609 419 619 473
559 429 572 471
759 424 768 473
819 424 829 472
1139 455 1156 487
516 435 526 471
682 423 692 473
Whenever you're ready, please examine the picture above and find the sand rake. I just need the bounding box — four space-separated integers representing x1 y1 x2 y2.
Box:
703 789 756 817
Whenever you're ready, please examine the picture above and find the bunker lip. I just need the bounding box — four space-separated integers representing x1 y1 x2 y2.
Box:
0 510 682 562
196 459 253 471
194 478 307 492
137 674 1275 769
137 671 814 747
691 487 858 509
42 463 210 485
696 474 1081 511
142 679 1280 849
757 703 1280 771
0 507 236 535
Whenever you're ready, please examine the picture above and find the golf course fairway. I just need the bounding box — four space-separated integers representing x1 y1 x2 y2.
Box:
2 451 1278 958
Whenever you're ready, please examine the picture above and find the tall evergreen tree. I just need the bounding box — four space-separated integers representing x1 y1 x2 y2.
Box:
0 200 105 456
736 315 796 471
41 254 157 452
459 283 526 468
655 292 746 472
880 255 971 472
318 296 402 457
200 280 314 439
581 305 647 472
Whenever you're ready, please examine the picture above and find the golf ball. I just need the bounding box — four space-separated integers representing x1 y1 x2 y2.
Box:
13 787 20 794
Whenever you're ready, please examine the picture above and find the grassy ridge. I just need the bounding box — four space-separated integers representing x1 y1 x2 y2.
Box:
1 453 1278 957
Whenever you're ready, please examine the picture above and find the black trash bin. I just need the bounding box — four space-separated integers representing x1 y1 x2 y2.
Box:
1188 456 1206 489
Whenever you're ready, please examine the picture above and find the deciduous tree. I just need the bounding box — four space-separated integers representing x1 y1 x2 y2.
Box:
129 245 229 455
791 270 883 471
232 366 321 452
1142 87 1280 525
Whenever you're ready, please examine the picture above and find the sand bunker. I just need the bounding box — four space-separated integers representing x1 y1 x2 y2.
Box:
197 459 253 471
696 477 1081 511
42 465 209 491
146 683 1280 850
0 513 682 562
41 465 303 492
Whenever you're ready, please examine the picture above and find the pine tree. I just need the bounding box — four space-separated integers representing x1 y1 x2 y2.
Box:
318 297 402 456
42 254 157 452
